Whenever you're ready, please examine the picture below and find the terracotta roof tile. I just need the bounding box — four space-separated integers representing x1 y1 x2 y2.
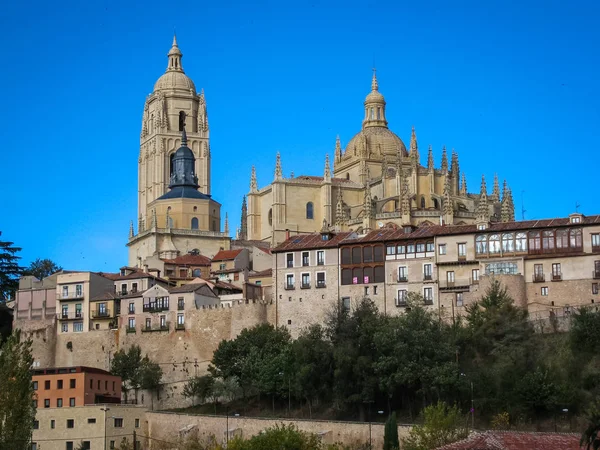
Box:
169 283 206 294
273 231 355 252
212 249 243 261
163 254 212 266
438 431 582 449
250 268 272 278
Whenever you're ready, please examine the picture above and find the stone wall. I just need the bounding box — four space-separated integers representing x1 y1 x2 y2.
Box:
146 412 412 449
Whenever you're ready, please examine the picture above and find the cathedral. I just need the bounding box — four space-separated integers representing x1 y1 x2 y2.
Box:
127 37 230 269
246 70 515 245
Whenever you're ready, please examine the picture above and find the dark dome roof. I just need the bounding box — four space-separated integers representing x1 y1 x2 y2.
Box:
174 145 194 159
157 186 212 201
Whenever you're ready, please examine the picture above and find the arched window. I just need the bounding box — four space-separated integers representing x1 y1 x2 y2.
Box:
268 209 273 226
488 234 500 254
433 198 439 209
420 196 426 209
179 111 186 131
167 216 174 228
170 153 175 176
502 233 514 253
556 229 569 249
191 217 199 230
341 248 351 265
528 231 541 253
370 108 374 119
352 247 362 264
542 230 555 251
377 108 381 120
346 173 350 180
475 235 487 255
515 232 528 252
570 228 582 249
306 202 314 220
352 267 362 284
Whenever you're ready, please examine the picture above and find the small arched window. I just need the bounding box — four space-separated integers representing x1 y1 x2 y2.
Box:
515 232 528 252
179 111 186 131
191 217 199 230
433 198 439 209
167 216 174 228
420 196 426 209
542 230 555 251
502 233 514 252
170 153 175 176
370 108 374 119
475 235 487 255
570 228 582 249
306 202 314 220
346 173 350 180
268 209 273 226
377 108 381 120
556 229 569 249
488 234 500 254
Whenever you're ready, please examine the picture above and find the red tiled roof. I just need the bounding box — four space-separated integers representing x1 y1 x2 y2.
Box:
212 249 243 262
273 231 354 252
438 431 582 449
250 268 272 278
257 247 272 255
96 272 121 280
163 254 212 266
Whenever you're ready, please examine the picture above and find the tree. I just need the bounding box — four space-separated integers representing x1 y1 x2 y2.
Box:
183 375 215 407
25 258 62 280
140 355 163 409
402 402 468 450
111 345 162 405
0 329 36 450
581 400 600 450
227 424 323 450
570 307 600 355
0 232 24 303
383 412 399 450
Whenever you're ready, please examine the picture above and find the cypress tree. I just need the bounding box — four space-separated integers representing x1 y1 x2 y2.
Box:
383 411 400 450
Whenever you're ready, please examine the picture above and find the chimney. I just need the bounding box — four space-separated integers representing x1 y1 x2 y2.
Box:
143 264 149 273
285 229 290 240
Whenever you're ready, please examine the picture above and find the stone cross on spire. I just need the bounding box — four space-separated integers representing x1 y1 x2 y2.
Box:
476 175 490 224
371 67 379 91
274 153 282 181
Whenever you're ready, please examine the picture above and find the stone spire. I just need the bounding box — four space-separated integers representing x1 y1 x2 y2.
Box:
460 173 467 196
362 186 373 232
443 176 453 223
250 166 258 193
240 195 248 240
381 156 388 179
323 154 331 183
363 69 388 128
167 33 184 72
274 153 282 181
441 146 448 172
401 175 411 216
224 213 229 236
371 69 379 91
502 179 508 200
409 127 419 163
450 149 459 176
476 175 490 225
334 135 342 165
491 173 500 202
335 189 347 230
501 184 515 222
427 145 434 171
129 221 134 239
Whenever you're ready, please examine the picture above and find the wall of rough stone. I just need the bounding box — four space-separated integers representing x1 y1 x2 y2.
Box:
146 412 412 449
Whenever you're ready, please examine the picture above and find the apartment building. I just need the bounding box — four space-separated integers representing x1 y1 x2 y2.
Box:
32 404 145 450
162 253 212 285
15 272 61 323
273 213 600 334
32 366 121 409
211 248 250 287
56 273 114 334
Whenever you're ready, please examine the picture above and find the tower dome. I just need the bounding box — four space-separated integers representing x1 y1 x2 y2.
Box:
153 35 196 93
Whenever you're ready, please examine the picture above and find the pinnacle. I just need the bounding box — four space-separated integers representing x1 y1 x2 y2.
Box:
371 68 378 91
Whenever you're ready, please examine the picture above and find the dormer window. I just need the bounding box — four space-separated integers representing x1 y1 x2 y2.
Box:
570 214 582 224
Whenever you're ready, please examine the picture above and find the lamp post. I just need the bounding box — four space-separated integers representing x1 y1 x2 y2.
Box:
100 406 110 450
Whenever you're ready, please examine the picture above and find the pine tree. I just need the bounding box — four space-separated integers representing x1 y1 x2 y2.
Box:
0 232 24 302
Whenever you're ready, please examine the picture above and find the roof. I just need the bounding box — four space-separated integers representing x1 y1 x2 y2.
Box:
156 186 213 201
257 247 272 255
289 175 359 186
273 231 354 252
169 283 206 294
163 254 212 266
437 431 581 449
32 366 116 377
96 272 121 280
250 268 272 278
90 292 117 302
213 280 243 292
212 249 243 262
212 268 242 274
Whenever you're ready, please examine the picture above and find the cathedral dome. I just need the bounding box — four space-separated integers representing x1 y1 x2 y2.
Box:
153 35 196 93
344 126 407 159
154 71 196 92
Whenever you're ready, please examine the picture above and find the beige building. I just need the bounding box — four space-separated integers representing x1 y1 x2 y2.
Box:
127 36 230 270
15 272 61 323
210 248 250 287
32 404 146 450
272 213 600 335
246 71 514 246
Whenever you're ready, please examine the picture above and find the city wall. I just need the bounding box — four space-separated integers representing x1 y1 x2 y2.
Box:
145 411 413 449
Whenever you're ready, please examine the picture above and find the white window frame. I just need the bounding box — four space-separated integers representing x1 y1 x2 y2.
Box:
541 286 548 296
396 289 407 306
423 263 433 278
62 286 68 297
423 287 433 302
73 322 83 333
398 266 408 282
458 243 467 257
472 269 480 281
316 271 326 288
286 253 294 268
301 272 311 288
177 314 184 325
438 244 447 255
285 273 295 288
75 284 83 296
128 318 135 328
316 250 326 265
301 251 310 267
447 271 455 282
456 292 464 306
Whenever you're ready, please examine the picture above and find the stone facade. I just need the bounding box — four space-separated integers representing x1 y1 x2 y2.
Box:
146 412 412 449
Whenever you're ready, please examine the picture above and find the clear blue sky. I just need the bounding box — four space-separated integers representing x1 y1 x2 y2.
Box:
1 0 599 272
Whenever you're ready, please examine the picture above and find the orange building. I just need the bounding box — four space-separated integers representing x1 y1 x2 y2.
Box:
32 366 121 408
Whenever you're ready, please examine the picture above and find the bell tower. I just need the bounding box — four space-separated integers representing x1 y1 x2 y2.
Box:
138 35 210 230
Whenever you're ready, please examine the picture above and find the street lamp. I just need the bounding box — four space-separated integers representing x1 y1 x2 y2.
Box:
100 407 110 450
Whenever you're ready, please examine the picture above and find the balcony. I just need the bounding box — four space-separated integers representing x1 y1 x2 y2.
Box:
423 274 433 281
593 270 600 280
397 276 408 283
177 303 185 311
57 291 84 301
551 273 563 281
316 280 326 288
284 284 295 290
533 273 545 283
175 323 185 330
91 309 111 319
300 283 311 289
126 326 136 334
142 305 170 313
317 260 324 266
128 308 135 315
142 323 170 333
395 299 407 307
286 261 294 268
458 255 467 262
58 312 84 320
593 244 600 254
439 279 472 290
